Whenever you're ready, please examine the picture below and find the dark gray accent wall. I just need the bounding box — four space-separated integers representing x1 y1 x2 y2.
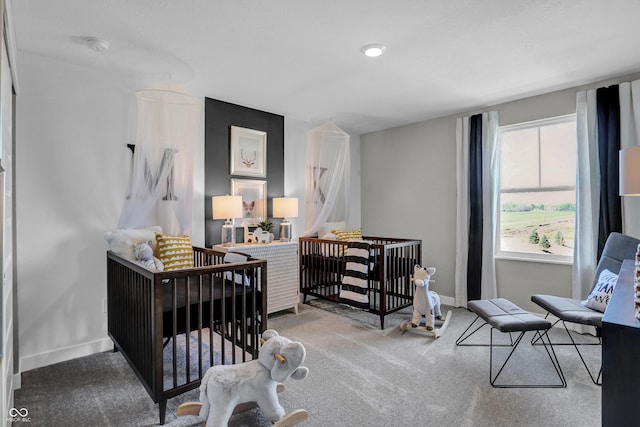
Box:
204 98 284 246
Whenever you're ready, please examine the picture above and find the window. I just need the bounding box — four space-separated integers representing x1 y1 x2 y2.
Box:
498 115 576 261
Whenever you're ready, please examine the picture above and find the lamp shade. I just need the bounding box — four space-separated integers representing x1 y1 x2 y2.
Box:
273 197 299 218
212 195 242 220
620 146 640 196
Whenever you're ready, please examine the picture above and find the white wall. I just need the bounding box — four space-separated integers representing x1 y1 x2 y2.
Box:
16 52 141 371
361 116 457 303
361 72 640 313
1 28 15 425
283 118 308 239
12 52 211 370
14 52 362 372
349 134 362 230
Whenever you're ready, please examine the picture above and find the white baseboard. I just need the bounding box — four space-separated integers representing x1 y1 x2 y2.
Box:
13 372 21 390
440 295 455 307
19 337 112 374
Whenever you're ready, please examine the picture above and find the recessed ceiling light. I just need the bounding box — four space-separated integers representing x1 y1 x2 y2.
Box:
85 37 110 53
361 43 386 58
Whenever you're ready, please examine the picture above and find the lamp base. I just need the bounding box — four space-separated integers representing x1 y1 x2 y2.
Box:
279 220 292 242
221 220 235 246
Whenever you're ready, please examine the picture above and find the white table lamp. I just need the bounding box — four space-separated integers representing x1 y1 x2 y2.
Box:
273 197 298 241
212 195 242 245
620 146 640 196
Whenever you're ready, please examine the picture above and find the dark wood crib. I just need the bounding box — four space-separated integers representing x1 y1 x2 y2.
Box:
299 236 421 329
107 247 267 424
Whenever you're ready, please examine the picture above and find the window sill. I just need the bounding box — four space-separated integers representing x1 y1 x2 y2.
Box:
495 253 573 266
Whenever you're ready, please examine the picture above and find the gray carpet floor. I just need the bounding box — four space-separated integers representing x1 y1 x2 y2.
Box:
14 302 601 426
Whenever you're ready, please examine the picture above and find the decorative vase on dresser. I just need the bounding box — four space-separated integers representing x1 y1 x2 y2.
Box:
213 240 299 315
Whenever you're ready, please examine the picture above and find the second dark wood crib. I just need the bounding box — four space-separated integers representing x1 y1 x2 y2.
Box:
299 236 421 329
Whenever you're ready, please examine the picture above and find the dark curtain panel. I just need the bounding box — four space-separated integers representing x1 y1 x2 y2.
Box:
596 85 622 260
467 114 483 301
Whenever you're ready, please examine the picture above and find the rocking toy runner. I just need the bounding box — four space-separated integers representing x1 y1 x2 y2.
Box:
400 265 452 338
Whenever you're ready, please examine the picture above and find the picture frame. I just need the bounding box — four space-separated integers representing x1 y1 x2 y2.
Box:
230 126 267 178
230 178 267 226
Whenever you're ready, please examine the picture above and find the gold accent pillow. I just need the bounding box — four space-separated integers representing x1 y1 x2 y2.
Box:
332 228 362 241
155 234 194 271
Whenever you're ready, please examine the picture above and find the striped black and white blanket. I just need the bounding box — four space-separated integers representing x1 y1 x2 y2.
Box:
339 241 371 309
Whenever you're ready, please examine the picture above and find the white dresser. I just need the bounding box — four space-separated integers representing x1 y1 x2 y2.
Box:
213 241 299 315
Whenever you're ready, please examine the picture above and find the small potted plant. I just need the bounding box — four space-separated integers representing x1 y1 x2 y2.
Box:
256 218 273 233
254 218 274 243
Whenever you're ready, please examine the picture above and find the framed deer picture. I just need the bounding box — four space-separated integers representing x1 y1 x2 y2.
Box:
230 125 267 178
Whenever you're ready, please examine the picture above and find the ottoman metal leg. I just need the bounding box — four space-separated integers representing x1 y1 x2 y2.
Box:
490 328 566 388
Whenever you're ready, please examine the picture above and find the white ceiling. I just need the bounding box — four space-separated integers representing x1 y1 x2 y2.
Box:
10 0 640 135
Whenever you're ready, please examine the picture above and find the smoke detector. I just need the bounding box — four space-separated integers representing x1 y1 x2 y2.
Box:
85 37 110 53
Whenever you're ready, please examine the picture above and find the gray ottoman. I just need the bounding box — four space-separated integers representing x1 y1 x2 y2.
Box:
456 298 566 388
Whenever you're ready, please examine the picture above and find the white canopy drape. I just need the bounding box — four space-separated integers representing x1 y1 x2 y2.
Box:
302 122 351 236
118 83 202 236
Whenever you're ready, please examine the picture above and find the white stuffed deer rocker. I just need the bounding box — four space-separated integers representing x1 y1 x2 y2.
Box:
172 329 309 427
411 265 440 330
400 265 452 338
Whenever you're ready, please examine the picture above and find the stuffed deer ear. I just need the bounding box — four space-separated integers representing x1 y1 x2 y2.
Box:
290 366 309 380
270 342 306 383
262 329 279 341
279 342 305 366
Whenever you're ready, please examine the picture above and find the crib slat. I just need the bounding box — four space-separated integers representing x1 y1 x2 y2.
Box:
197 277 203 378
172 279 178 389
